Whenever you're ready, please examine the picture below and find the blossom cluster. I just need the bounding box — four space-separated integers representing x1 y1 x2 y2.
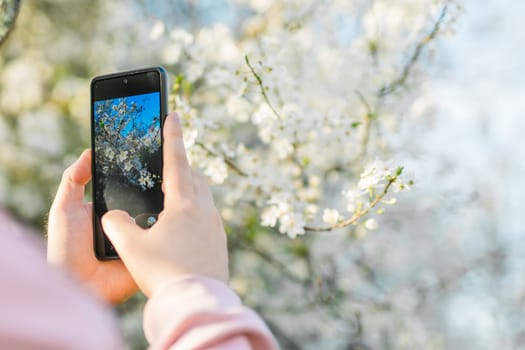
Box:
143 0 443 237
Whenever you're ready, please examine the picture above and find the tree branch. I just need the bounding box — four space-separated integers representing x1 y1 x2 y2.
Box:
304 173 400 232
245 55 282 120
195 141 248 177
378 5 449 98
355 90 375 159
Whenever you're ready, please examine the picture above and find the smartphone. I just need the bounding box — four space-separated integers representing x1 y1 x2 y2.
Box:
91 67 168 260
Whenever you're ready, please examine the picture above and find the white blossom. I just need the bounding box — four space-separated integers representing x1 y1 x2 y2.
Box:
343 188 361 213
322 208 341 225
278 212 305 238
162 43 182 65
273 138 294 160
261 205 280 227
203 157 228 184
169 28 194 45
364 218 379 231
149 20 165 40
358 159 390 190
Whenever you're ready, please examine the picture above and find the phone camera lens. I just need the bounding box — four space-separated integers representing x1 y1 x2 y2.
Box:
123 79 128 84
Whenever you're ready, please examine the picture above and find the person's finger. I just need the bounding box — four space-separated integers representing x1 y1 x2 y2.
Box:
53 149 92 208
163 113 194 205
192 171 215 209
101 210 141 255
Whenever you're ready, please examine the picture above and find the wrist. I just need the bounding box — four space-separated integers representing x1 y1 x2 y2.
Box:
148 274 232 300
143 274 240 344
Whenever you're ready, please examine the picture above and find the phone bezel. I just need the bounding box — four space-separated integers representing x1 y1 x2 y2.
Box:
90 67 168 260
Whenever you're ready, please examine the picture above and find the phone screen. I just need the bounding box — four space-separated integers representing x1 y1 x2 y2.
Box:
91 68 166 259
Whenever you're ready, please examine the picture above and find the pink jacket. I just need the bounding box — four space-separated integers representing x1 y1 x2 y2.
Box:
0 213 278 349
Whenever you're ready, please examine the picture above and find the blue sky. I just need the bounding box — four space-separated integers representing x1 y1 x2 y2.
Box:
95 91 160 137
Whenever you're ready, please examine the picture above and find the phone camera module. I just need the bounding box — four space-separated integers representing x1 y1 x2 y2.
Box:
146 216 157 227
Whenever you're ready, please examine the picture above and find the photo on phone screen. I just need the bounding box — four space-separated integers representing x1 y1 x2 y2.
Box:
91 68 167 259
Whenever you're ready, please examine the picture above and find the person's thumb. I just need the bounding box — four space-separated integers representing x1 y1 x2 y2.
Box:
101 210 141 255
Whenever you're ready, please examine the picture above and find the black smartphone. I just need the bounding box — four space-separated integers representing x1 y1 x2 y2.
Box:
91 67 168 260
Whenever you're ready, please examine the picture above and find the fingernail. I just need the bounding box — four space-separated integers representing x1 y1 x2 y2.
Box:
168 112 180 126
164 112 183 137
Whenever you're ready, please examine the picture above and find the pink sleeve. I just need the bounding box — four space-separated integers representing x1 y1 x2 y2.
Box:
0 210 123 350
143 276 279 350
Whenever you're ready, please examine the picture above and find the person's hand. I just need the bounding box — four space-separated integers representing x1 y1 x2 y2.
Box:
47 150 138 304
101 113 228 297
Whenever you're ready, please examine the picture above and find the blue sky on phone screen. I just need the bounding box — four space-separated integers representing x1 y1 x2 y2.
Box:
94 92 159 137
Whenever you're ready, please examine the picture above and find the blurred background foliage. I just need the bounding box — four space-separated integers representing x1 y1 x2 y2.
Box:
2 1 525 349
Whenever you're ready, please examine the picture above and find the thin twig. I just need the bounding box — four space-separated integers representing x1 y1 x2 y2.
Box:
355 90 372 115
195 141 248 177
378 5 449 98
245 55 282 120
355 90 374 159
303 175 398 232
